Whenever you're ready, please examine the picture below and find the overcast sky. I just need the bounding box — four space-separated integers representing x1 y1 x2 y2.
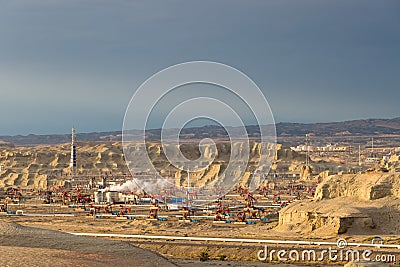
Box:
0 0 399 135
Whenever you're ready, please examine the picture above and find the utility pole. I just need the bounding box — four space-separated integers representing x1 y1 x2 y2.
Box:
371 137 374 158
186 169 190 208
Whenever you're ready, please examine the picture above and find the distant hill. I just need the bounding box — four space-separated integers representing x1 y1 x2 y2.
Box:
1 117 400 145
0 131 122 146
276 117 400 136
0 141 14 148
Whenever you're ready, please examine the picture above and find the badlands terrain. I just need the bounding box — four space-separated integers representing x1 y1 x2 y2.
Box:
1 137 400 266
0 141 307 189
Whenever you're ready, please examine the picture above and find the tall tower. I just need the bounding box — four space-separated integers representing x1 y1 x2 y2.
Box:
305 134 310 167
70 127 77 174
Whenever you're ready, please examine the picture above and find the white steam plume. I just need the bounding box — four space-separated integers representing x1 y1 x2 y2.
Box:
108 178 173 196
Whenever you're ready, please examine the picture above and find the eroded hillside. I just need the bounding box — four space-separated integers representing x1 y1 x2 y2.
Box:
278 171 400 236
0 142 127 188
0 142 305 190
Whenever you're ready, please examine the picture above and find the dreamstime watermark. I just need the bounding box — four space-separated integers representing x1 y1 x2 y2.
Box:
257 238 397 264
122 61 276 203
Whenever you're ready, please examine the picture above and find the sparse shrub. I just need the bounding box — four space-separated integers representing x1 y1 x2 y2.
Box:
199 248 209 261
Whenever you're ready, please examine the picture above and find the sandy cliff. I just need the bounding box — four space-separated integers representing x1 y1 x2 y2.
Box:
0 142 127 188
0 142 304 190
278 171 400 236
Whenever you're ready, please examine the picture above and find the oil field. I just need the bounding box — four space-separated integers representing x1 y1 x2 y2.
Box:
1 124 400 266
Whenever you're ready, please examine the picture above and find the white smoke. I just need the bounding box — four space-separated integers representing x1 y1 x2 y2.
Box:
108 178 173 195
108 180 142 194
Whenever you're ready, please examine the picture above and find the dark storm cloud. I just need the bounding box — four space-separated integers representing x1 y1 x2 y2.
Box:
0 0 399 134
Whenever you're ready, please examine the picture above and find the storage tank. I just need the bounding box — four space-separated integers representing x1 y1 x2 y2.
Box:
106 191 119 203
94 191 104 203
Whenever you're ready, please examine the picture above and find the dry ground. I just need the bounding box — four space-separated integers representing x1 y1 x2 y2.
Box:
1 215 385 266
0 216 319 266
0 221 177 267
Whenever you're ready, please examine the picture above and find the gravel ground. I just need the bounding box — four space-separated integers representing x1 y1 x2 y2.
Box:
0 221 338 266
0 221 177 267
